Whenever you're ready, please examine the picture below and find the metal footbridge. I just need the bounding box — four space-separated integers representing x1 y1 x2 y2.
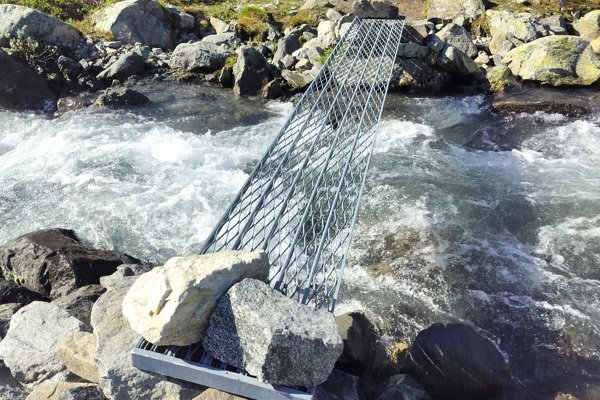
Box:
133 17 406 400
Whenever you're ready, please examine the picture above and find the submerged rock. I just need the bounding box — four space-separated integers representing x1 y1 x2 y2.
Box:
203 278 343 387
503 35 600 86
404 323 511 399
0 302 91 389
122 251 270 346
491 100 589 117
0 4 82 47
0 228 138 299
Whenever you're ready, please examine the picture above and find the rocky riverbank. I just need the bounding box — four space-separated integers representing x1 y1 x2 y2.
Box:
0 228 537 400
1 0 600 114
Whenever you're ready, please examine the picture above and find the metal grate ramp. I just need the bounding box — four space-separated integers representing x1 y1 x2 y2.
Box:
132 17 405 400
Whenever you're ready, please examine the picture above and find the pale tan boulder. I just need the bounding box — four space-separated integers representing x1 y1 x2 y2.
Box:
25 382 93 400
573 10 600 42
122 251 270 346
56 332 100 383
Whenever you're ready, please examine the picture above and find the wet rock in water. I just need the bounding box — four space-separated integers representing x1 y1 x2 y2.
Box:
91 0 175 49
262 79 282 99
573 10 600 42
91 270 203 400
0 228 139 299
122 251 269 346
485 65 520 93
95 88 150 107
315 369 359 400
0 4 82 47
404 323 511 399
97 50 147 82
52 284 105 327
392 58 451 93
0 49 58 111
426 0 485 26
233 46 271 96
169 42 229 73
491 100 589 117
203 278 343 387
353 0 398 19
503 36 600 86
434 23 478 59
56 331 100 383
377 374 431 400
0 302 91 389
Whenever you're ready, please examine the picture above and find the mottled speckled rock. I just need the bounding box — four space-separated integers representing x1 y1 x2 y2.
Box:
503 35 600 86
435 23 478 59
486 9 547 55
203 278 343 387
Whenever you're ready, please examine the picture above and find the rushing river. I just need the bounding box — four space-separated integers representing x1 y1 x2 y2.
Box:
0 81 599 398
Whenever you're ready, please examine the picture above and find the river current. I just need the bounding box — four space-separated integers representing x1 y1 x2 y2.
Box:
0 81 598 398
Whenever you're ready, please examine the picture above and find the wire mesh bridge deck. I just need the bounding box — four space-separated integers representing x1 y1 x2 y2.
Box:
133 17 406 400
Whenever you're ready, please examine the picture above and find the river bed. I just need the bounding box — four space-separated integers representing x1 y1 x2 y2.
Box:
0 81 598 399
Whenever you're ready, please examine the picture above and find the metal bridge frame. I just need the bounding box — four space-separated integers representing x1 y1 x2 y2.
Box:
133 16 406 400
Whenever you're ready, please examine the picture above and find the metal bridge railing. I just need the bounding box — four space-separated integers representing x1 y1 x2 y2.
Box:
132 17 406 400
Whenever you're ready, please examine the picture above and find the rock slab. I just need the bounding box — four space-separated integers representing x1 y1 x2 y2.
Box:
0 228 138 299
203 278 343 387
0 302 91 389
123 251 270 346
404 323 511 398
56 331 100 383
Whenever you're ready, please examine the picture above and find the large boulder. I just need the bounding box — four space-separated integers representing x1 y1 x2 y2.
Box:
486 9 547 55
503 35 600 86
233 46 271 96
392 58 451 93
353 0 398 19
96 50 147 82
0 228 139 299
169 42 229 73
426 0 485 25
203 278 343 387
435 23 478 58
91 0 175 49
0 302 91 389
573 10 600 42
0 278 46 304
56 332 100 383
91 270 202 400
404 323 511 398
424 35 480 78
0 48 58 111
51 284 105 327
122 251 269 346
0 4 82 47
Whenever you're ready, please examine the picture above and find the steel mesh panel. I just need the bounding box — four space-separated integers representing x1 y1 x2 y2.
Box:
132 18 405 399
200 17 405 312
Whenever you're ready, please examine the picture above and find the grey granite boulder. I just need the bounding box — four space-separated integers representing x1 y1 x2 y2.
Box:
169 42 229 73
91 0 175 49
52 284 105 327
0 48 58 111
435 23 478 58
0 302 91 389
503 35 600 86
203 278 343 387
91 271 202 400
97 50 147 82
233 46 271 96
573 10 600 42
424 35 479 78
392 58 450 93
0 4 82 47
404 323 511 398
486 9 547 55
122 251 269 346
202 33 242 47
426 0 485 25
0 228 138 299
